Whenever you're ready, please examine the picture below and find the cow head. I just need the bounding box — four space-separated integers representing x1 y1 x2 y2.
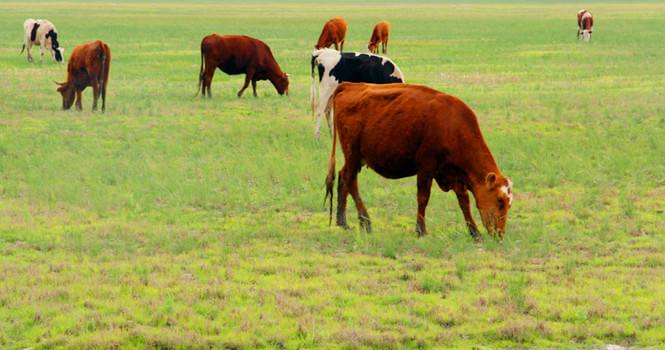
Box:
52 47 65 63
581 30 592 42
55 81 75 109
474 172 513 238
367 42 378 54
273 72 289 96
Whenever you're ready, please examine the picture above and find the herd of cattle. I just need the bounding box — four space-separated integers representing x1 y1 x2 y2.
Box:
18 11 594 238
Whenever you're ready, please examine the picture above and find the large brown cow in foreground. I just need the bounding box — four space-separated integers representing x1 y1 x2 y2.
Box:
56 40 110 112
315 17 347 51
577 9 594 41
325 83 513 238
196 34 289 98
367 21 390 54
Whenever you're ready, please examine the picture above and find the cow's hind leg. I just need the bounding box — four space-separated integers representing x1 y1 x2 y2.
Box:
202 62 216 98
91 78 101 111
336 168 350 230
348 170 371 232
26 42 34 62
251 79 257 97
416 173 433 237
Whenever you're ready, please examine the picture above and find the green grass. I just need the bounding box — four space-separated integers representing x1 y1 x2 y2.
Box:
1 1 664 348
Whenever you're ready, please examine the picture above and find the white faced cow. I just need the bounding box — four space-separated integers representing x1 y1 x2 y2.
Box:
310 48 404 139
21 19 64 63
577 10 594 42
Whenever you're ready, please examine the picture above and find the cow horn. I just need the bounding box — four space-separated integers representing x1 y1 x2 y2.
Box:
54 81 64 86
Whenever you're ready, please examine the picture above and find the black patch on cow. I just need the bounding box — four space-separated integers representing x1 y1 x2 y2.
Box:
327 53 403 84
54 48 63 62
30 22 40 42
46 30 60 49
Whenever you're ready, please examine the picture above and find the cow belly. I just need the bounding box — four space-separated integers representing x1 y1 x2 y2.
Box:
359 133 419 179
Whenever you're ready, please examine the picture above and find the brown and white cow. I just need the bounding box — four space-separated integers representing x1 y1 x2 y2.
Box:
55 40 110 112
577 9 594 41
196 34 289 98
367 21 390 54
21 19 64 63
325 83 513 239
315 17 347 51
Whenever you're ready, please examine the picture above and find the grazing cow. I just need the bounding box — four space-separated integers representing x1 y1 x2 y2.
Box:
368 21 390 54
310 48 404 139
315 17 347 51
55 40 110 112
196 34 289 98
325 83 513 239
20 19 64 63
577 10 594 41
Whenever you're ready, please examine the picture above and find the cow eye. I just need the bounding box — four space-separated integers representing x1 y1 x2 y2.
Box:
497 198 505 209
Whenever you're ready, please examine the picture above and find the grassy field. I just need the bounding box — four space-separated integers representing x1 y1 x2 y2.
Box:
1 1 664 349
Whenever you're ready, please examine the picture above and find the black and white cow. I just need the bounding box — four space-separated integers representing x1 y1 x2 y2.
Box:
310 48 404 139
21 19 64 63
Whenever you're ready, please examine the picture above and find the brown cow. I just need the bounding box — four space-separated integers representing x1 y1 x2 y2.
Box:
315 17 347 51
56 40 110 112
196 34 289 98
325 83 513 239
577 9 594 41
368 21 390 54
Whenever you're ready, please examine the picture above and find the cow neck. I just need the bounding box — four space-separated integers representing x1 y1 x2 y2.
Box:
456 137 501 192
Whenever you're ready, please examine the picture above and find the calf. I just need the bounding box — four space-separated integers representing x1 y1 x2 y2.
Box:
55 40 110 112
315 17 347 51
368 21 390 54
196 34 289 98
310 48 404 139
21 19 64 63
577 10 594 41
325 83 513 238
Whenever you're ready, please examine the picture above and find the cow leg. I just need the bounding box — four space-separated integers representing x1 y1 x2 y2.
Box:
91 78 100 111
75 90 83 111
314 83 337 139
202 63 216 98
348 172 371 233
237 70 254 98
251 79 257 97
101 82 107 112
340 40 345 52
453 184 481 240
336 168 350 230
383 39 388 54
416 173 433 237
26 42 34 62
334 42 339 51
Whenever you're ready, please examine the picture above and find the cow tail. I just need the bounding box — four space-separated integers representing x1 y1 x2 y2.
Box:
20 44 25 55
195 49 204 97
324 101 337 226
310 54 317 117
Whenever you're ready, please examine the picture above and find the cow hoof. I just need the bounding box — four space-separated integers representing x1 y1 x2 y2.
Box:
359 217 372 233
415 224 427 237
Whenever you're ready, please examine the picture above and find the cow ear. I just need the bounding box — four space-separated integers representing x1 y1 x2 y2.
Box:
485 172 497 188
54 81 64 86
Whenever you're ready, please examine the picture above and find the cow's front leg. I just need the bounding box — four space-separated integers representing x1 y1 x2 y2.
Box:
237 70 254 97
251 79 257 97
75 90 83 111
453 184 481 240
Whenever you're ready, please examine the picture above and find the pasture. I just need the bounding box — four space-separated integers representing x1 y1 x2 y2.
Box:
1 1 664 348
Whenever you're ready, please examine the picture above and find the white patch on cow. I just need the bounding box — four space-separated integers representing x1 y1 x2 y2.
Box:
582 30 591 42
311 49 342 138
500 182 513 206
